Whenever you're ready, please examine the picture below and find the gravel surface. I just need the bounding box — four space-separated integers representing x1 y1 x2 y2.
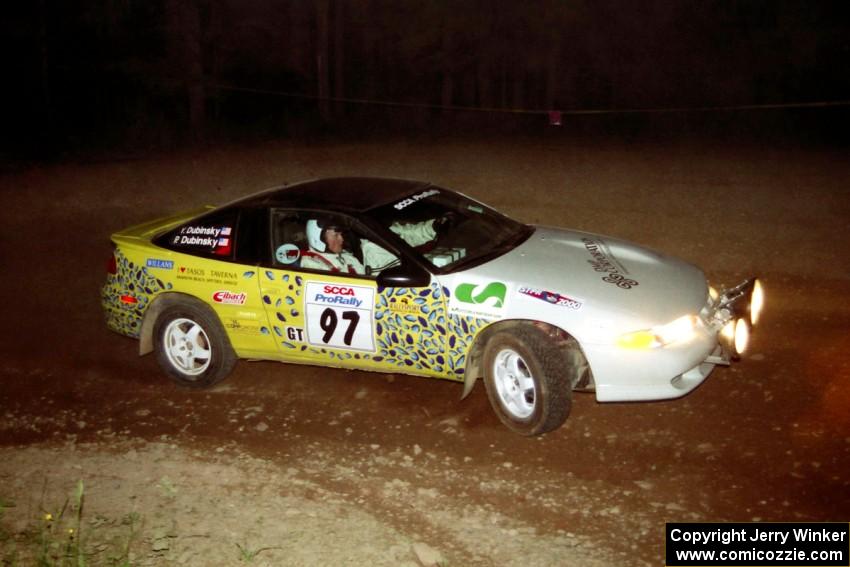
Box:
1 135 848 565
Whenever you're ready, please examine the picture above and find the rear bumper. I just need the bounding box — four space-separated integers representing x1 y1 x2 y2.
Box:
102 279 145 339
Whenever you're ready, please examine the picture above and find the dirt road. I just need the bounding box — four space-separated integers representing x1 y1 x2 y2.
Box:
1 136 848 565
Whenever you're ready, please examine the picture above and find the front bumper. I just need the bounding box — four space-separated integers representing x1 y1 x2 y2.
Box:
592 277 762 402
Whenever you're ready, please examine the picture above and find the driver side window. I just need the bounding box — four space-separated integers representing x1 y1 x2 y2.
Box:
270 210 401 277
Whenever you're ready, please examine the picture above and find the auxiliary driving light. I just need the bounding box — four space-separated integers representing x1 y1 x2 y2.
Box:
734 318 750 355
720 317 750 357
750 279 764 326
721 319 736 343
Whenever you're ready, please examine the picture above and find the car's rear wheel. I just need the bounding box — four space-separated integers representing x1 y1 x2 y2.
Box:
482 325 576 436
154 301 236 388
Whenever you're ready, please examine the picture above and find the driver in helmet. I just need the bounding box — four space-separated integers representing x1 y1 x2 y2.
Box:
301 219 365 274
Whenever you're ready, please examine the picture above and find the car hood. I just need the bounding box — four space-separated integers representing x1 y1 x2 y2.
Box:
466 226 708 325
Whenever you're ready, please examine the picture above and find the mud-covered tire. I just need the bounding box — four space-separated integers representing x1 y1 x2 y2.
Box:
482 325 576 436
153 300 236 388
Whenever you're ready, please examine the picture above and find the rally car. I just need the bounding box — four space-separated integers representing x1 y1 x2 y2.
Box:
102 177 764 435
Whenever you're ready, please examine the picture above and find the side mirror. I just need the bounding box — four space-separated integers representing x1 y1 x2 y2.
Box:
376 263 431 289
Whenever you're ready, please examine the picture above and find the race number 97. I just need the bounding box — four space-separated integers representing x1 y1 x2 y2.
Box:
304 282 375 352
319 308 360 346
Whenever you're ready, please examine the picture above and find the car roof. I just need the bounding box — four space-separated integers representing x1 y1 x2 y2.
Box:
233 177 433 213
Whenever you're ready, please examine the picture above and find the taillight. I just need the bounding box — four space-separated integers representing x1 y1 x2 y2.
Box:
107 253 117 275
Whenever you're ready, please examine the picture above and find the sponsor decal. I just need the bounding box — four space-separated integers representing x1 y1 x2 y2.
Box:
146 258 174 270
305 282 375 352
517 286 583 310
175 266 206 283
179 266 204 276
275 243 301 264
176 266 206 282
393 188 440 210
581 237 639 290
212 290 247 305
224 319 261 335
455 281 506 307
210 270 237 280
389 298 420 314
448 279 509 319
312 284 363 308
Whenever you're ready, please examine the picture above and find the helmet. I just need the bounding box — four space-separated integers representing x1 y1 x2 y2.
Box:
306 219 326 252
306 218 345 252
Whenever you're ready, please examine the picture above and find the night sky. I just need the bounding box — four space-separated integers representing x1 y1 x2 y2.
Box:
5 1 850 157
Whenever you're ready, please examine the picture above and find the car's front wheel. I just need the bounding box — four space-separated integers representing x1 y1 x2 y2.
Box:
153 301 236 388
482 325 576 436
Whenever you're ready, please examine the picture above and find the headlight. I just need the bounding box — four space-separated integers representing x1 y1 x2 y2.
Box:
616 315 697 350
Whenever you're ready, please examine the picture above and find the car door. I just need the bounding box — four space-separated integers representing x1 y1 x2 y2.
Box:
258 208 452 379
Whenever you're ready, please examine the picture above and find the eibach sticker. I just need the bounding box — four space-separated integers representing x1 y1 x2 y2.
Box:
517 286 582 310
212 290 247 305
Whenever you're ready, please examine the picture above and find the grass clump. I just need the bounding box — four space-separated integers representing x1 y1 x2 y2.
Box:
0 480 140 567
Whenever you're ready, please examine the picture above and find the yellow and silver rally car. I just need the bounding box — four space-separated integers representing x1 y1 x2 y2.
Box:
102 178 764 435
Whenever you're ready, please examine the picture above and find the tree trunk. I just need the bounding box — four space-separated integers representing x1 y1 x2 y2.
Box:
167 0 206 143
333 0 345 116
38 0 53 151
440 22 454 113
545 31 562 110
316 0 331 123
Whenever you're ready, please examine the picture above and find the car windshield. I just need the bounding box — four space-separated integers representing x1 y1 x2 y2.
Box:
365 186 532 272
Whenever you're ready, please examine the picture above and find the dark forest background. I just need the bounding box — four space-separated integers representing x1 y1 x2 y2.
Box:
5 1 850 159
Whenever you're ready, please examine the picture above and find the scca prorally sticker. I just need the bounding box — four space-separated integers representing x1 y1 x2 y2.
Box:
448 279 509 320
305 282 375 352
275 243 301 264
146 258 173 270
517 286 583 310
212 290 247 305
393 188 439 210
581 237 639 289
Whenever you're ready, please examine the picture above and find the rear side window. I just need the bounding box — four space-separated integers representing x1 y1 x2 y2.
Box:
157 209 239 260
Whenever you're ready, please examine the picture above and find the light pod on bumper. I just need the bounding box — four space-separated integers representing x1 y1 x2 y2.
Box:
734 317 750 355
749 279 764 326
720 317 750 357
